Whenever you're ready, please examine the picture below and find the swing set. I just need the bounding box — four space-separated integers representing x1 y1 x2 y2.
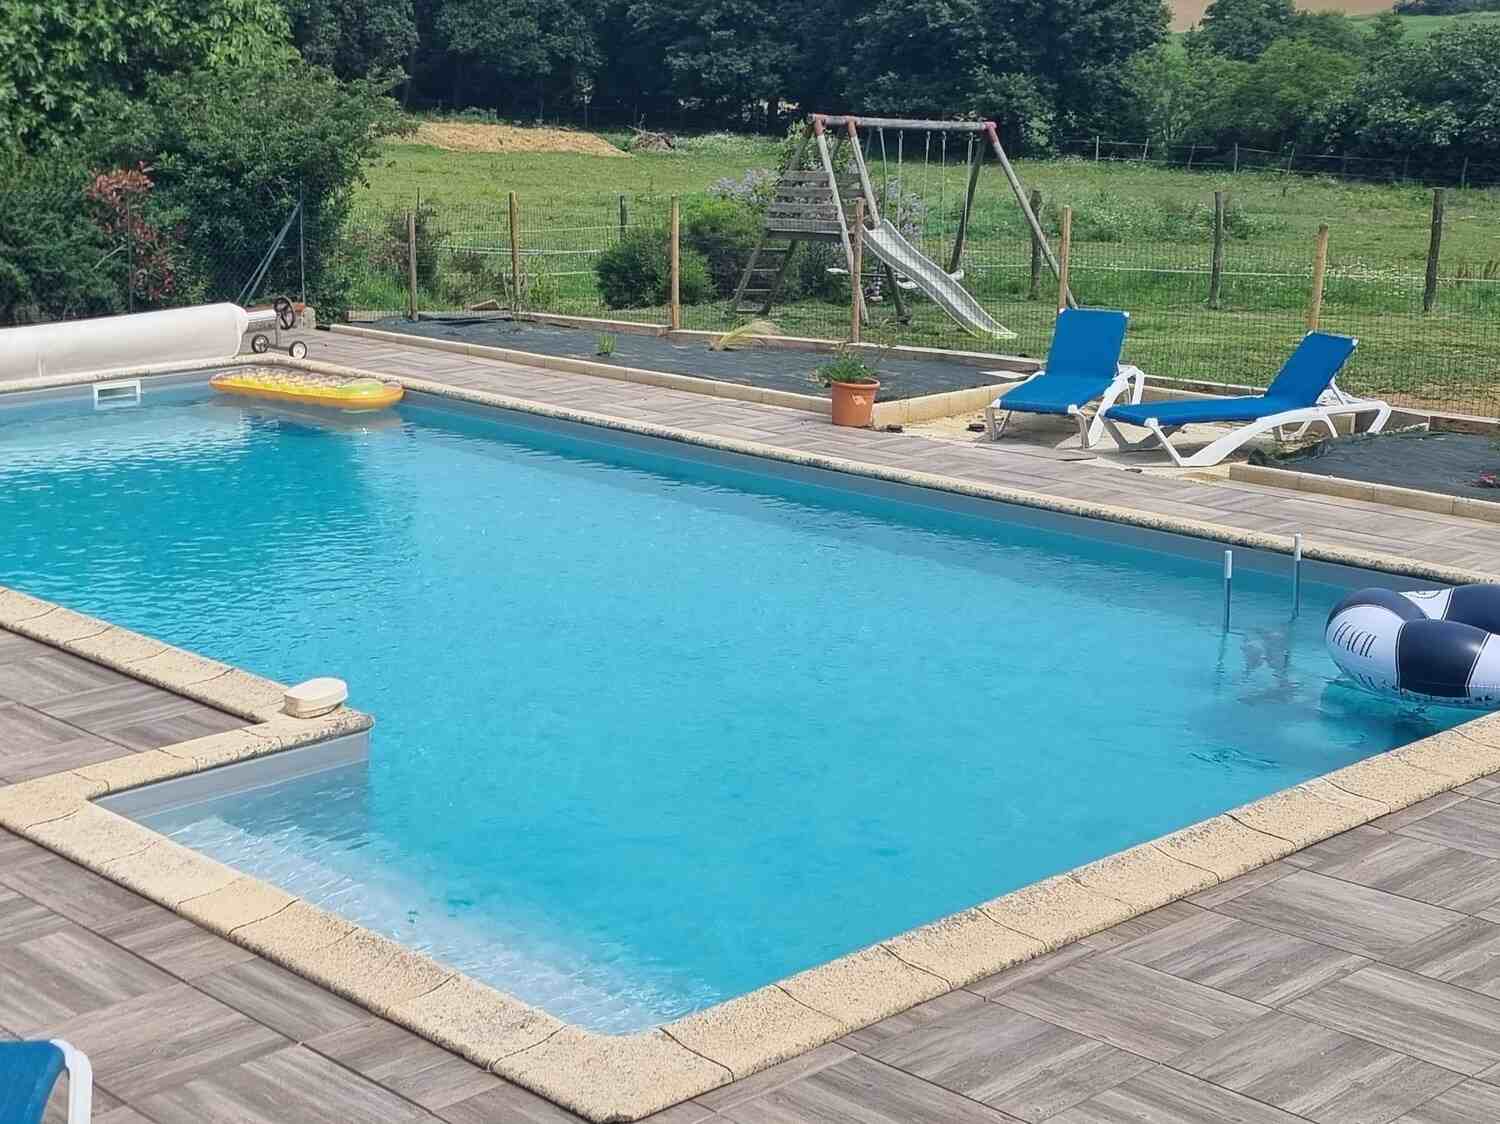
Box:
731 114 1074 340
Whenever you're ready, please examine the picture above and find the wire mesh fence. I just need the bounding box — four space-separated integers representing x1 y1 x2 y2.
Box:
1055 138 1500 191
331 188 1500 417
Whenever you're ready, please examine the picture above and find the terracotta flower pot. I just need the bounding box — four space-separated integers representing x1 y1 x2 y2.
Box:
829 379 879 427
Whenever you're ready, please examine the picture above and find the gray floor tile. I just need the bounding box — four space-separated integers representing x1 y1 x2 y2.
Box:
1185 860 1299 908
1397 800 1500 862
138 1044 428 1124
438 1080 606 1123
1079 902 1206 951
0 652 131 705
308 1017 501 1110
1287 965 1500 1075
1300 833 1500 915
196 957 369 1042
1216 870 1465 959
865 1001 1152 1122
968 944 1096 1000
96 906 258 980
0 889 71 944
1112 909 1369 1006
1390 1080 1500 1124
1173 1010 1464 1124
0 922 174 1035
0 853 159 931
994 955 1268 1061
1049 1065 1306 1124
838 990 985 1052
1370 794 1470 833
1386 917 1500 997
697 1044 856 1112
718 1054 1018 1123
47 982 287 1101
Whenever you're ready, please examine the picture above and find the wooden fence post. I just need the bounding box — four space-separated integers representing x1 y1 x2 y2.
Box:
1094 136 1100 161
669 195 681 331
1057 206 1073 316
1306 223 1330 330
1460 156 1469 191
406 210 418 320
1209 190 1227 310
1233 143 1239 174
850 198 865 343
618 194 627 237
508 191 522 313
1028 188 1044 301
1423 188 1444 314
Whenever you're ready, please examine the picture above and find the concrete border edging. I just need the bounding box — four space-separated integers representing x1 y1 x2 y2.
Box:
1228 462 1500 525
3 359 1500 1120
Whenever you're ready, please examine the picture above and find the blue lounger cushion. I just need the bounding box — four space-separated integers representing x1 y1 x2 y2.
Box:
999 307 1129 416
0 1042 65 1124
1104 332 1357 429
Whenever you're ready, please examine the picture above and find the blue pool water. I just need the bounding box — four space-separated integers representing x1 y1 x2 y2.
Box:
0 379 1460 1032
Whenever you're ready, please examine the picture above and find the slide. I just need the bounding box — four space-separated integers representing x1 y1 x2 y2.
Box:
864 220 1016 340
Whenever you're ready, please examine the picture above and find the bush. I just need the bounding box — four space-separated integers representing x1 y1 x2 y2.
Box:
681 197 760 298
595 226 709 308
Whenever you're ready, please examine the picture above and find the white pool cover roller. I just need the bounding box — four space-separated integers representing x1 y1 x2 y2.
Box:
0 303 249 381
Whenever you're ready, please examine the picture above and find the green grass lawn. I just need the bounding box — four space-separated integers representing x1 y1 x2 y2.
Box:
1350 9 1500 40
353 134 1500 412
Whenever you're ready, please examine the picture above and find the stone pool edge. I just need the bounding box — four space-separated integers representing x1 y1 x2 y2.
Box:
1 361 1498 1121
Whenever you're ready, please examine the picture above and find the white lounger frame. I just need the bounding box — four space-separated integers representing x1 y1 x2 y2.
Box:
986 364 1146 446
50 1040 92 1123
1099 381 1393 469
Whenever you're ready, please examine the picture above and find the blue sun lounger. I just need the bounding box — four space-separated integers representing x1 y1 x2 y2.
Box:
0 1041 92 1124
1100 331 1390 468
985 308 1137 446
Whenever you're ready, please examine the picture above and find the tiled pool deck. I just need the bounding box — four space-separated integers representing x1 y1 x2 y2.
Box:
5 330 1500 1122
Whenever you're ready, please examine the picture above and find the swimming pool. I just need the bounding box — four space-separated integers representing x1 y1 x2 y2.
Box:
0 376 1461 1033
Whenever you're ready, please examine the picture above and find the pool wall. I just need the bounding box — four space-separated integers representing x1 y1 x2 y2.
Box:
3 357 1500 1121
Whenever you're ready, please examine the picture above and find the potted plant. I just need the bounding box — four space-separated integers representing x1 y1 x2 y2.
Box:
817 349 881 428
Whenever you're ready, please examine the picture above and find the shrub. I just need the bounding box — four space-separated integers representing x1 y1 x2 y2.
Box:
596 226 709 308
681 197 760 298
816 348 879 385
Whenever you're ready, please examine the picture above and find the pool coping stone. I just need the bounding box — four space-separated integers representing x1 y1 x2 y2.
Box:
2 356 1499 1121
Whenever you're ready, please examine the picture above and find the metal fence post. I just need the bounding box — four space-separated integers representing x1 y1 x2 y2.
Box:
1209 190 1227 310
125 191 135 315
618 194 627 238
1423 188 1444 314
1233 143 1239 174
669 195 681 331
1306 223 1330 330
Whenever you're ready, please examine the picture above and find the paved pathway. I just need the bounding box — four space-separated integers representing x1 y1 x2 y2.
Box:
6 331 1500 1122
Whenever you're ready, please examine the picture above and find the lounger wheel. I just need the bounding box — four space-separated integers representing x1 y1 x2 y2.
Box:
250 334 271 354
288 340 308 360
273 296 297 330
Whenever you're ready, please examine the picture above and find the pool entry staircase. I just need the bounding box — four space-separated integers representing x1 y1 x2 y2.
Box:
731 113 1073 339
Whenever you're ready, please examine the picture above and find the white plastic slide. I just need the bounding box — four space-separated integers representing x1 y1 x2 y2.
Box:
863 221 1016 340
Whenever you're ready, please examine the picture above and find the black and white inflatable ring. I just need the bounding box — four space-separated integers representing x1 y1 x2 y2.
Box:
1326 585 1500 709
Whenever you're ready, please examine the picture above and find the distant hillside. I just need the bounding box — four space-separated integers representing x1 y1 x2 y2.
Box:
1170 0 1395 30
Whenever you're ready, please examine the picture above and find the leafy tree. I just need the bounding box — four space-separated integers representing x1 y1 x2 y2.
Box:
1211 38 1360 147
1367 11 1408 56
435 0 602 115
1188 0 1295 61
288 0 417 80
626 0 799 125
0 150 123 323
120 62 405 313
1288 11 1365 56
1122 44 1238 146
0 0 292 148
1326 22 1500 158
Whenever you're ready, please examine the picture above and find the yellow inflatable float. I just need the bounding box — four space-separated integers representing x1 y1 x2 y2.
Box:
210 369 403 412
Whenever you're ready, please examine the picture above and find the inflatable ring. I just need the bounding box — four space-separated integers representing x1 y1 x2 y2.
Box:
1326 584 1500 709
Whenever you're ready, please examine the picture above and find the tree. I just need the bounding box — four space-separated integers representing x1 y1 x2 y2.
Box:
1189 0 1296 61
627 0 799 124
435 0 603 115
288 0 417 81
1326 22 1500 158
1288 11 1365 56
1213 38 1360 147
1122 44 1238 147
0 0 292 148
1367 11 1408 57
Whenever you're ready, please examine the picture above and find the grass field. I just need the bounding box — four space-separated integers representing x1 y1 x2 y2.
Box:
351 132 1500 411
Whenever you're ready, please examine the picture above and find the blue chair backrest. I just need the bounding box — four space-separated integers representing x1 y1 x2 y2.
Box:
1264 332 1357 406
1046 308 1129 381
0 1042 65 1124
